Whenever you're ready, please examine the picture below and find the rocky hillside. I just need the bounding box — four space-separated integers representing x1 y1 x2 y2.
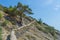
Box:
0 2 60 40
0 10 60 40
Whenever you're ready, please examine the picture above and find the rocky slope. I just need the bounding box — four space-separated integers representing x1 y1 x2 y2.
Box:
0 11 60 40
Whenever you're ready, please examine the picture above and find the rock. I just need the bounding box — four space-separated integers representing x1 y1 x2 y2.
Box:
10 30 17 40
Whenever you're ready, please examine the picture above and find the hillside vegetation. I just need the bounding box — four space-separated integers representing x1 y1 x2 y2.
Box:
0 2 60 40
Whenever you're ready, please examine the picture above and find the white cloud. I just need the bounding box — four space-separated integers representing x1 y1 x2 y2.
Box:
45 0 53 5
54 5 60 11
54 8 59 10
56 5 60 8
41 0 54 6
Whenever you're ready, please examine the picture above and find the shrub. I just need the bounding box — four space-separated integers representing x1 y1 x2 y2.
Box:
2 20 9 26
11 21 15 25
0 13 3 19
44 26 57 38
36 26 48 34
37 18 42 24
43 23 49 26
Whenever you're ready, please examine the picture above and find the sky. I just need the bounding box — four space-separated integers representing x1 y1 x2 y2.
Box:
0 0 60 31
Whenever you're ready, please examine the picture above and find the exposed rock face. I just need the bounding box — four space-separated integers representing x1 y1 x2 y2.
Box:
10 30 17 40
2 21 60 40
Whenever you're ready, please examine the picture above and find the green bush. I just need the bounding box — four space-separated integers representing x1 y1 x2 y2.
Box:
36 26 48 34
43 23 56 35
37 18 42 25
0 13 3 19
36 22 56 36
44 26 57 39
2 20 9 26
0 4 3 10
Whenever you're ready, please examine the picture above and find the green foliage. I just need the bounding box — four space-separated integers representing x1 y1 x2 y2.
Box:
11 21 16 25
0 13 3 19
0 4 3 10
2 20 9 26
36 20 57 40
36 26 48 34
7 6 17 17
37 18 42 24
0 26 2 40
3 7 8 13
43 23 55 35
44 26 57 39
3 2 33 17
16 2 33 15
43 23 49 26
44 23 57 39
0 2 33 26
37 22 56 37
44 26 55 34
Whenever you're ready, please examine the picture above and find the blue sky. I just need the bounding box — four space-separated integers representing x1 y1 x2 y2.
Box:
0 0 60 31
